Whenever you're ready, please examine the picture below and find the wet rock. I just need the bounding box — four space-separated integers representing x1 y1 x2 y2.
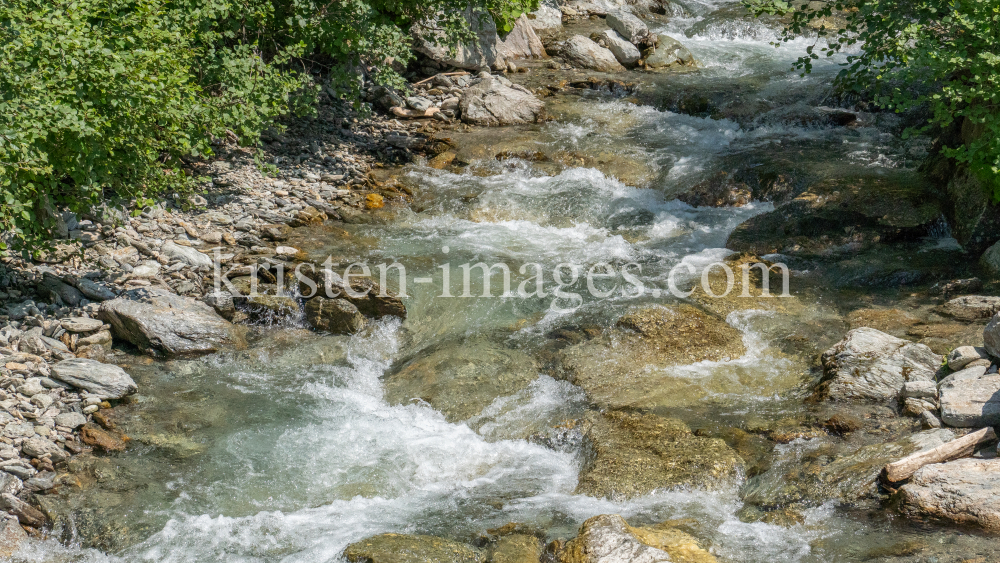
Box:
899 457 1000 530
947 345 990 371
677 171 751 208
80 423 128 452
0 513 26 558
385 338 538 422
644 35 694 68
160 241 213 269
99 288 244 357
606 10 650 46
556 514 716 563
498 14 547 60
939 375 1000 427
50 358 137 399
727 176 942 257
601 30 641 67
415 8 500 71
939 295 1000 321
577 411 743 499
742 429 954 508
203 289 236 321
487 533 543 563
460 74 546 126
304 297 366 334
558 305 750 409
343 533 484 563
233 294 300 324
816 328 941 403
929 277 983 297
559 35 625 72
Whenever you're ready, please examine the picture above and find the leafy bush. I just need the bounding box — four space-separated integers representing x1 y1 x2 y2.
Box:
0 0 538 250
744 0 1000 197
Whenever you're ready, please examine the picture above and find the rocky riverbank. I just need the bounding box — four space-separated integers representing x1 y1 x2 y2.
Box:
6 0 1000 560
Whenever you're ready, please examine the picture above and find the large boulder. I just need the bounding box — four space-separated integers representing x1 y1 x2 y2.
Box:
601 30 641 67
980 239 1000 278
528 0 563 30
939 375 1000 427
557 305 759 410
576 411 743 499
560 35 625 72
497 14 546 60
644 35 694 68
459 74 546 126
727 176 943 257
384 338 538 422
606 10 650 46
816 328 941 402
556 514 716 563
414 8 501 71
99 288 244 357
50 358 137 399
344 533 483 563
899 457 1000 530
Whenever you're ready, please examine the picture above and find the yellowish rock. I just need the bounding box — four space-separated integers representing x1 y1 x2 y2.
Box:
365 193 385 209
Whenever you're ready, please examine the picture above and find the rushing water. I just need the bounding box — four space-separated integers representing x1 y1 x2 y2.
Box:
16 1 995 562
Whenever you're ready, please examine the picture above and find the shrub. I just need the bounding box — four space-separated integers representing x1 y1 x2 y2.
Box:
744 0 1000 197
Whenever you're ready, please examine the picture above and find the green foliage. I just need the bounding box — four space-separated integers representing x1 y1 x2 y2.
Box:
0 0 537 250
744 0 1000 198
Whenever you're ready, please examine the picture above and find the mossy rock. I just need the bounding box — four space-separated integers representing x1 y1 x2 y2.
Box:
727 176 943 257
576 411 744 499
344 533 484 563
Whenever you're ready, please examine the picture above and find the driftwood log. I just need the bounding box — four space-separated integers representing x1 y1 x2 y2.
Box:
883 426 997 483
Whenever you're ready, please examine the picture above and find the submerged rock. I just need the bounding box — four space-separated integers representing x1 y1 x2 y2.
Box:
939 295 1000 321
556 514 716 563
742 429 954 508
99 288 244 357
576 411 743 499
344 533 484 563
899 457 1000 530
384 338 538 422
50 358 137 399
487 533 543 563
677 171 751 208
816 328 941 403
558 305 749 409
232 293 300 324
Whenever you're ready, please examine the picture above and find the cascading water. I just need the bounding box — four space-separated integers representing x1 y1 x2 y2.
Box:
15 1 993 562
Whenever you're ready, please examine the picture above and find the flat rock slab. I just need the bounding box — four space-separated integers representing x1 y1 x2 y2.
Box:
939 295 1000 321
61 317 104 333
899 457 1000 530
160 241 213 269
939 375 1000 427
818 327 941 402
99 288 244 357
50 358 137 399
